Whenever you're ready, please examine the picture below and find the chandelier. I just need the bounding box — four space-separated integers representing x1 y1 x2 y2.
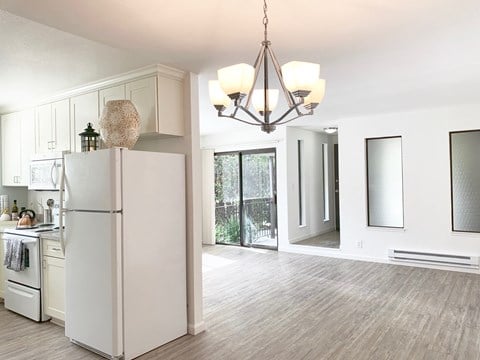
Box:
208 0 326 133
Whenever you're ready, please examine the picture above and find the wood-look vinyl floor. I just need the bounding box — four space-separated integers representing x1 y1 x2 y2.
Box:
296 230 340 248
1 245 479 360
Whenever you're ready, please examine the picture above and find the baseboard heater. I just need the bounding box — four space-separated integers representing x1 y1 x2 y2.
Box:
388 249 479 269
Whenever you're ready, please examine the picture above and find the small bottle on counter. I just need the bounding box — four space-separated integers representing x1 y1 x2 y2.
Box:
11 199 18 221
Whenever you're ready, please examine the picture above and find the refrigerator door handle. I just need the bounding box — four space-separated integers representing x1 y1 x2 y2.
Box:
59 162 66 255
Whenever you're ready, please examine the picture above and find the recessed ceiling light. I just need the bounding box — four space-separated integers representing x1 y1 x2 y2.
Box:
324 127 337 134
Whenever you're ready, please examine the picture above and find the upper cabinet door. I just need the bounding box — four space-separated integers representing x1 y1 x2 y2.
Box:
20 109 35 186
126 77 157 135
99 84 126 116
70 92 99 152
52 99 71 152
157 75 184 136
1 112 22 186
36 103 53 154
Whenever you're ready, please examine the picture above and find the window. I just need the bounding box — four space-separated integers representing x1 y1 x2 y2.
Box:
298 140 305 226
322 143 330 221
450 130 480 232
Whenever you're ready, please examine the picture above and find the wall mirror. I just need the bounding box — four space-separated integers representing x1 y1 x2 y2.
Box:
366 136 404 228
450 130 480 233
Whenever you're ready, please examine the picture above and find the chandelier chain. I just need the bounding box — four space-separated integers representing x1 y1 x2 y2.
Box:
263 0 268 42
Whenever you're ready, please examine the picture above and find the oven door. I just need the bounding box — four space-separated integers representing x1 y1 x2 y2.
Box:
3 235 41 289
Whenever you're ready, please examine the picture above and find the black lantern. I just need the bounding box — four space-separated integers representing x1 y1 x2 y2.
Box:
79 123 100 152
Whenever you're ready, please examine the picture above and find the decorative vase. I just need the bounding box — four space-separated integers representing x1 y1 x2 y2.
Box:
99 100 140 149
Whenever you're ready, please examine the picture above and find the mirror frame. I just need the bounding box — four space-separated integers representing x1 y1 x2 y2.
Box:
365 135 405 229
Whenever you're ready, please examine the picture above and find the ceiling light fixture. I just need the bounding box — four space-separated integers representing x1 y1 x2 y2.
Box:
324 127 337 134
208 0 326 133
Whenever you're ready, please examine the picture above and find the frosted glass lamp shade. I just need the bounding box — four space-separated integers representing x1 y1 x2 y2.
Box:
218 63 255 97
209 80 231 108
281 61 320 96
252 89 279 114
304 79 326 109
99 100 140 149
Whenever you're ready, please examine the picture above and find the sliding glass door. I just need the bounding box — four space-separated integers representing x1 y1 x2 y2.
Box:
214 149 277 249
214 153 241 245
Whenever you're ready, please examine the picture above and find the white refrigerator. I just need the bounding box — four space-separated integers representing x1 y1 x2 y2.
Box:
61 148 187 359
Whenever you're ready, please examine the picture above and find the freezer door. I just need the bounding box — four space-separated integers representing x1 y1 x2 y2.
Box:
64 211 123 358
64 149 122 212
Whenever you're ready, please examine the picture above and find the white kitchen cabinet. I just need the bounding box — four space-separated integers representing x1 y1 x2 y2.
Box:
21 109 36 185
99 75 182 137
70 91 99 152
2 112 21 186
36 103 53 154
36 99 71 153
42 239 65 321
53 100 71 152
156 74 184 136
0 234 4 299
1 109 35 186
99 84 126 115
126 76 157 135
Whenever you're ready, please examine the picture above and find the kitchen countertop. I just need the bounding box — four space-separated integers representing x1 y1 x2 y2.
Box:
0 221 17 232
40 230 60 241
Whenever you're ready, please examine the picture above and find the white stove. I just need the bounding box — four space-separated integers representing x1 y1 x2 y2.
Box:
5 225 58 237
3 225 58 321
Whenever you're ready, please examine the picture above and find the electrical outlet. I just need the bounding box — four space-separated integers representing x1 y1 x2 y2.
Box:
356 239 363 248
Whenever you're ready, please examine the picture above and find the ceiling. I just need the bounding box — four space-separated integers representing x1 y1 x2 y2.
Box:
1 0 479 135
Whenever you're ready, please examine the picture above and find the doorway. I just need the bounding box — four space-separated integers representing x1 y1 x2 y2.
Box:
214 148 278 250
295 136 340 249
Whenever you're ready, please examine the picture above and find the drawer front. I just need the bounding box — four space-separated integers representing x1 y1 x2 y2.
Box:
43 239 64 259
5 281 41 321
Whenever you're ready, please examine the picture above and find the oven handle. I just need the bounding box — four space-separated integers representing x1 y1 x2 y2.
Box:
2 238 38 245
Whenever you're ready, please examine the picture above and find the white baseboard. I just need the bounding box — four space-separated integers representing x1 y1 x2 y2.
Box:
50 318 65 327
278 244 480 274
188 321 206 335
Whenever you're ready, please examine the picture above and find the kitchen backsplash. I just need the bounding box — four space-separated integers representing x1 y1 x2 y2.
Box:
28 190 60 221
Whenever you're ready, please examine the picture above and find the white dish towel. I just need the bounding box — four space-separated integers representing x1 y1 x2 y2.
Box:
3 238 26 271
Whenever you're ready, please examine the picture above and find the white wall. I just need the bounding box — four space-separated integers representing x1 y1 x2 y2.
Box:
134 72 204 334
200 104 480 274
284 127 335 244
337 104 480 272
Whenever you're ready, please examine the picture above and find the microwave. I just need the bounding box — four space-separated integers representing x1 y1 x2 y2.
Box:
29 152 68 191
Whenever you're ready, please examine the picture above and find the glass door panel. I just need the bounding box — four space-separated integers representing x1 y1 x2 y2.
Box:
241 150 277 249
214 154 241 245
